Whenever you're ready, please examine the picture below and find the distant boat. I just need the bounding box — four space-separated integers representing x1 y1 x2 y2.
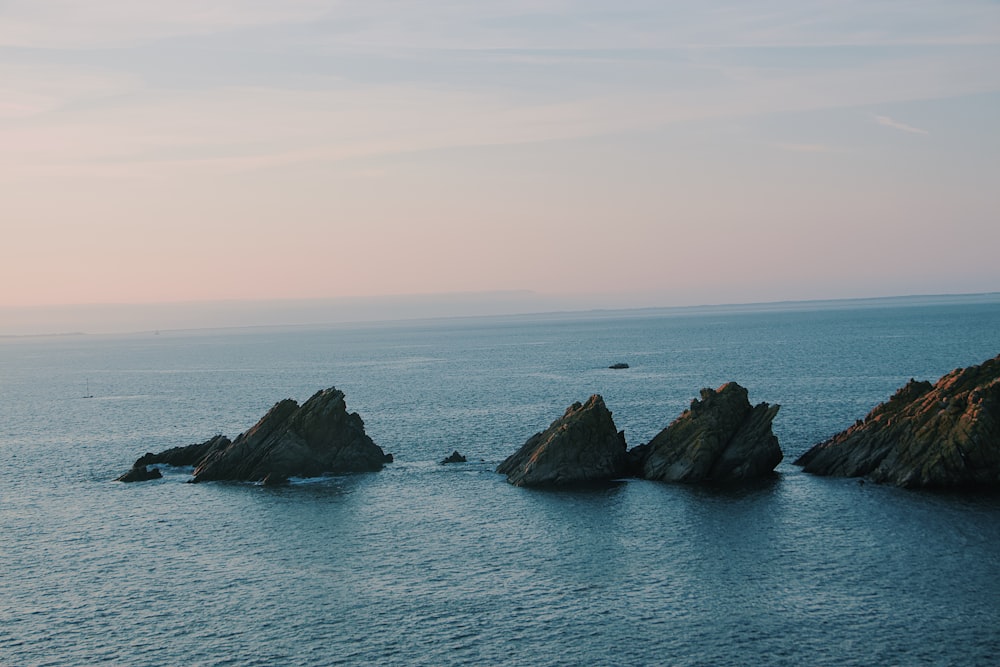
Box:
83 379 94 399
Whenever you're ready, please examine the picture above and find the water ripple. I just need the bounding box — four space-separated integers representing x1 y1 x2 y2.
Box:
3 304 1000 665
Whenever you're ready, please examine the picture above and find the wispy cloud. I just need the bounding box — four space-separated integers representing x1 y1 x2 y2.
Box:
873 114 929 135
3 1 1000 50
777 143 842 153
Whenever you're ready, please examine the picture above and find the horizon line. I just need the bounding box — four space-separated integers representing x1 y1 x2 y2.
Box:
2 290 998 339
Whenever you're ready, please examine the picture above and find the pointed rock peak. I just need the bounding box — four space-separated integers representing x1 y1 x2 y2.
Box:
569 394 607 415
497 394 628 487
441 450 467 464
639 382 781 483
691 382 750 412
119 386 391 484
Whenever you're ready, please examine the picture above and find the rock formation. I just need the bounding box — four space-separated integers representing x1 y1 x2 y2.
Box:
795 354 1000 488
441 450 467 464
118 387 391 483
116 464 163 483
632 383 782 483
134 435 230 469
497 395 628 487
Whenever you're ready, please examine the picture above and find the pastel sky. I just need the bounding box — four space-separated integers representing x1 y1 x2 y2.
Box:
3 1 999 313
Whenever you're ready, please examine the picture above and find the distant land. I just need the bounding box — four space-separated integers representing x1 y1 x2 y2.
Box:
2 291 999 338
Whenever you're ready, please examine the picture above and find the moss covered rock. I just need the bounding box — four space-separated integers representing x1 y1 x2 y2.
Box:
796 354 1000 488
635 383 782 483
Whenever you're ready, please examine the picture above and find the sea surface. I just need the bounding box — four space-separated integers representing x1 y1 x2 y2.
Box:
2 295 1000 666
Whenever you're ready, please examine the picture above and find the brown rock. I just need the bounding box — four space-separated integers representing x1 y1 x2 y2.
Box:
192 387 391 483
134 435 230 469
638 382 782 483
497 395 628 487
795 354 1000 488
116 464 163 483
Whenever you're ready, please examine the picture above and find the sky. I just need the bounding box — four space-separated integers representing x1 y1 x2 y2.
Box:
2 1 999 329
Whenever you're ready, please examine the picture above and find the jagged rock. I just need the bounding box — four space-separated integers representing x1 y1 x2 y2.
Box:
134 435 230 469
192 388 391 483
795 354 1000 488
261 473 290 487
117 464 162 483
636 382 782 483
441 450 467 464
119 387 391 484
497 395 628 487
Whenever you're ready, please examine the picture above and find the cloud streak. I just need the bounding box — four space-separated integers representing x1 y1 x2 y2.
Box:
777 143 843 153
3 1 1000 50
873 114 930 135
2 0 998 309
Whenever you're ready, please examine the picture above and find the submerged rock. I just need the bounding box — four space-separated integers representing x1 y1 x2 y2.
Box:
795 354 1000 488
497 394 628 487
441 450 467 464
119 387 391 484
635 383 782 483
117 464 162 483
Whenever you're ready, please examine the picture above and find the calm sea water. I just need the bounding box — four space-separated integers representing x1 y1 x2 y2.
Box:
2 297 1000 666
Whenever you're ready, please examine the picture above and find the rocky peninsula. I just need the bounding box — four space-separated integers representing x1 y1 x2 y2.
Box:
119 387 392 484
795 353 1000 488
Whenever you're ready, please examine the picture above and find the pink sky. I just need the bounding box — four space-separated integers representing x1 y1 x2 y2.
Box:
2 1 999 319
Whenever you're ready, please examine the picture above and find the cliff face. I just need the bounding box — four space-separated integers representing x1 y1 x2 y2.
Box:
119 388 391 484
636 383 782 483
795 354 1000 488
497 395 628 487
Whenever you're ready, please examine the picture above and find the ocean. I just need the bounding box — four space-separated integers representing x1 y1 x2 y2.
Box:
2 295 999 666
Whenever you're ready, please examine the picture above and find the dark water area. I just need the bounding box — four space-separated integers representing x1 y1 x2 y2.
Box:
2 296 1000 665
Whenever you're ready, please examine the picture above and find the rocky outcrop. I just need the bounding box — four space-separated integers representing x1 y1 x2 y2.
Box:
192 388 391 483
634 383 782 483
498 386 781 487
441 451 467 464
497 395 628 487
795 354 1000 488
116 464 163 483
119 387 391 483
134 435 229 469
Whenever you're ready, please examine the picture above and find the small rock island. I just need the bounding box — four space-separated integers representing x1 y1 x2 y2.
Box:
440 451 467 464
119 387 392 484
795 353 1000 488
117 353 1000 492
497 383 782 487
497 395 629 487
631 382 783 483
